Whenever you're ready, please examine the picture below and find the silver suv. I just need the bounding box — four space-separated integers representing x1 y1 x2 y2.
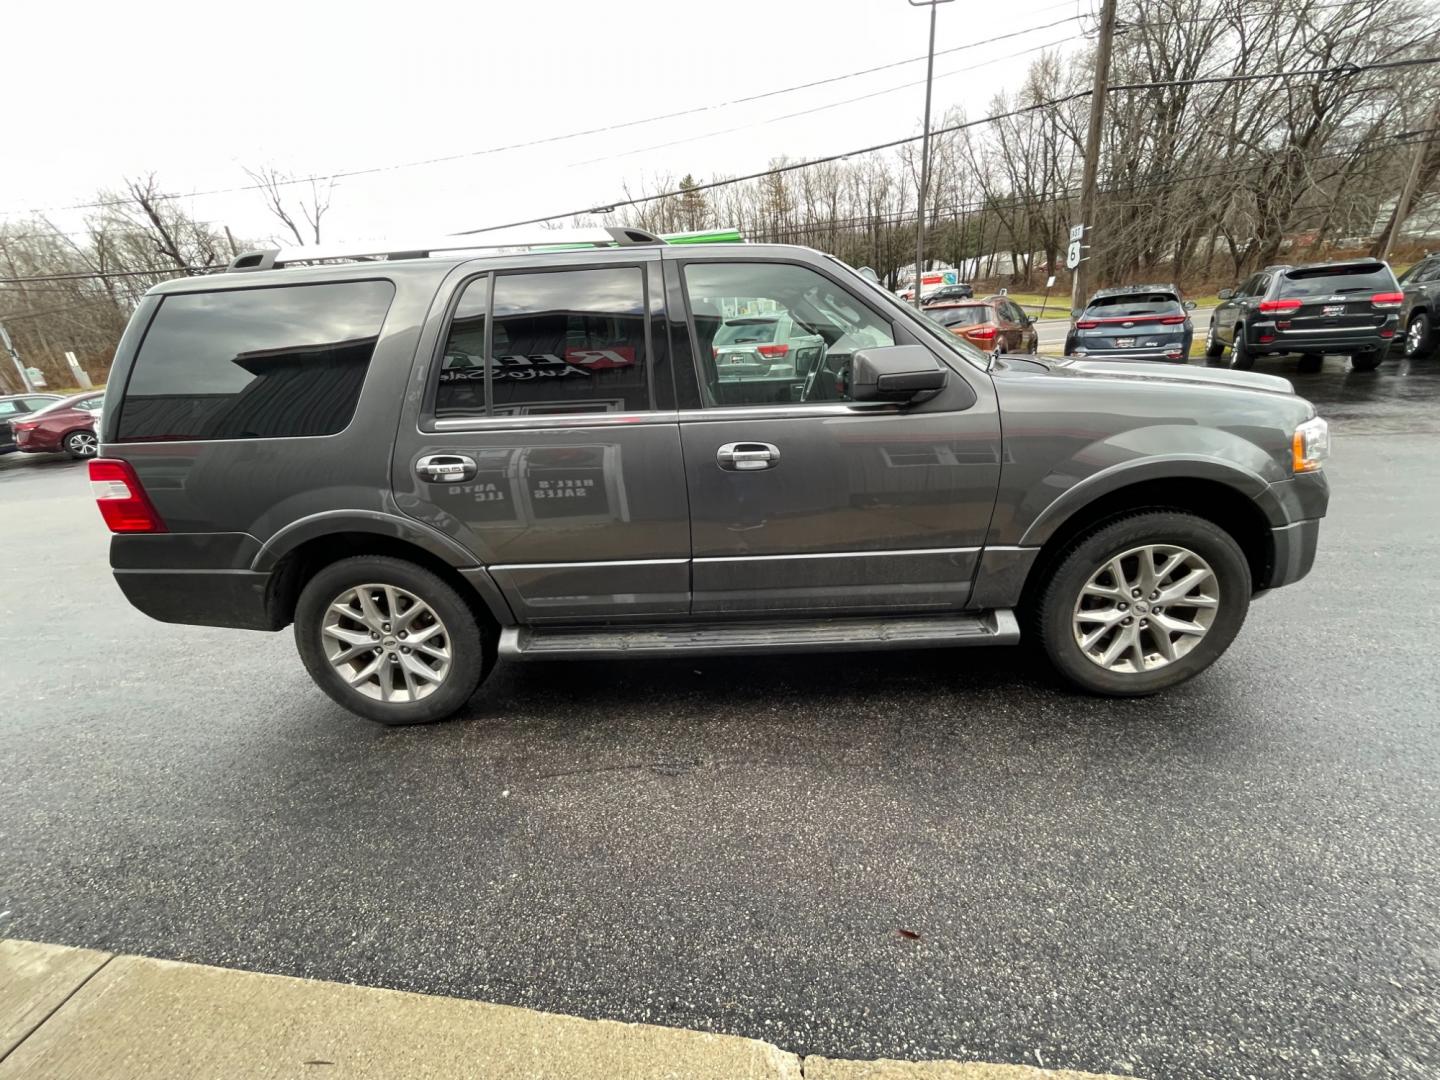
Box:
91 229 1329 725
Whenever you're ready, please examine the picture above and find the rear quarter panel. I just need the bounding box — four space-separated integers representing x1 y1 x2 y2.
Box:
98 265 442 547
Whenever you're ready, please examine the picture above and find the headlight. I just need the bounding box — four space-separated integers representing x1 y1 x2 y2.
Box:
1292 416 1329 473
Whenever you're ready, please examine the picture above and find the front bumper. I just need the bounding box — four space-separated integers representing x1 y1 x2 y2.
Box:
1267 518 1321 589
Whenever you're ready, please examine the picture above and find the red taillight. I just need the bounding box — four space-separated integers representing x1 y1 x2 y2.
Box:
11 419 38 432
1371 291 1404 309
89 458 165 533
1158 315 1187 325
1075 320 1098 330
1259 299 1302 314
965 326 998 341
1380 328 1396 338
755 344 789 359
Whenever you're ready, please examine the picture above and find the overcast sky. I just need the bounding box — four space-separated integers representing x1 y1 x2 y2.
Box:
2 0 1091 248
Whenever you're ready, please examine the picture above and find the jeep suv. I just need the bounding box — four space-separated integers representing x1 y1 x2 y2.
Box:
92 229 1330 725
1206 259 1403 371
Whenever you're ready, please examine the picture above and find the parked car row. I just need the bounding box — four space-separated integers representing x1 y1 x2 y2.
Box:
0 390 104 459
1056 258 1413 374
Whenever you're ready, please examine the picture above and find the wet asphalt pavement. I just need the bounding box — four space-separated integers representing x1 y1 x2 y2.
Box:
2 353 1438 1080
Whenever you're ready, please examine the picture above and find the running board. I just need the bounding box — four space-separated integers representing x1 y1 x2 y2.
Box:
499 610 1019 661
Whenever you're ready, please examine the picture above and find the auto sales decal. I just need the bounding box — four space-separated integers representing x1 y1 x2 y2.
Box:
439 347 635 382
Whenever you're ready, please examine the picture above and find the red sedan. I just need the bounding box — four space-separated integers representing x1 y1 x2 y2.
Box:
12 391 104 458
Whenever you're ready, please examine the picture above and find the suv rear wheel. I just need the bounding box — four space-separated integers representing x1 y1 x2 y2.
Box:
1349 350 1383 372
294 556 490 725
1405 311 1434 359
1036 511 1251 696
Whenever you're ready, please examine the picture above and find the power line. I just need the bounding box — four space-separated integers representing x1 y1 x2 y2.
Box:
572 35 1077 167
0 13 1085 219
459 55 1440 235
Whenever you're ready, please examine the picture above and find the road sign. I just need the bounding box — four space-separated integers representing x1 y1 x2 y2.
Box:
1046 275 1057 288
1069 223 1085 243
1065 240 1083 270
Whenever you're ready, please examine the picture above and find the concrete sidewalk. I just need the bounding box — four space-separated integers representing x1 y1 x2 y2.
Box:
0 939 1137 1079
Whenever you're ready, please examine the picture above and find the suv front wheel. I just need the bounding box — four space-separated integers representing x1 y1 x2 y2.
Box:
294 555 490 725
1036 511 1251 696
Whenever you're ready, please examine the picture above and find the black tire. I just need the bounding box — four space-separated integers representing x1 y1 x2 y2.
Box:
63 429 99 459
1229 326 1255 370
1349 350 1383 373
1036 511 1252 697
1296 354 1323 374
294 555 491 725
1404 311 1434 359
1203 319 1225 360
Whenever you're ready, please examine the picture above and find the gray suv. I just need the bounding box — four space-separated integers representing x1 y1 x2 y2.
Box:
92 230 1330 725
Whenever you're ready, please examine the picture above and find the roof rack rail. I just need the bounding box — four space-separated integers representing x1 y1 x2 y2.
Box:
225 225 669 273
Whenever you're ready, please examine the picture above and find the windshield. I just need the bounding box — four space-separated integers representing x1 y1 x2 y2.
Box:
1087 294 1181 317
928 306 990 328
713 320 778 346
1278 263 1396 298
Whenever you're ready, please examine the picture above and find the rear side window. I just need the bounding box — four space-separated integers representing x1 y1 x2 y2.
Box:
1277 263 1397 299
436 266 650 419
118 281 394 442
929 306 990 328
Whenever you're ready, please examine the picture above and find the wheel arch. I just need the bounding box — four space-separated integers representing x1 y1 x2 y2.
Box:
1017 473 1278 617
255 512 512 631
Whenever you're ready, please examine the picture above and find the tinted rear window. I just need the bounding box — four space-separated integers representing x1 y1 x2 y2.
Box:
118 281 394 442
1277 264 1396 299
928 306 989 327
1087 294 1181 316
714 320 778 345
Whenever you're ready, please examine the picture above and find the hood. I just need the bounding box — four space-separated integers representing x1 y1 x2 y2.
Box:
996 354 1295 397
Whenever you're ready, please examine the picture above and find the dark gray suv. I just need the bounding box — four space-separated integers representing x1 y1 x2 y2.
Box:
91 229 1330 724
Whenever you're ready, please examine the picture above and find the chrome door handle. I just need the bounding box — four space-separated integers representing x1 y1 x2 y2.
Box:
716 442 779 471
416 453 477 483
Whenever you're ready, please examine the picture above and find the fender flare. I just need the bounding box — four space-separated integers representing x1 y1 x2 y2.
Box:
1017 455 1282 549
251 510 512 624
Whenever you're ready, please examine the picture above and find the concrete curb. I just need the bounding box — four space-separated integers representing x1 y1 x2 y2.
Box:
0 940 1137 1079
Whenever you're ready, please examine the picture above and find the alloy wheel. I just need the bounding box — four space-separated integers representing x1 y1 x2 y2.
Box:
322 584 452 702
1072 544 1219 674
67 431 99 457
1406 315 1427 357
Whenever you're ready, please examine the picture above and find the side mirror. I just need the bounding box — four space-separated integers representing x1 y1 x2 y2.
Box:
1070 308 1083 319
1183 299 1197 311
856 266 880 283
1217 288 1234 300
850 345 947 403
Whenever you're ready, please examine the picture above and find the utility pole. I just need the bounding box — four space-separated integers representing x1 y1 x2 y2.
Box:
909 0 953 310
1070 0 1120 312
1375 106 1440 261
0 323 36 394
